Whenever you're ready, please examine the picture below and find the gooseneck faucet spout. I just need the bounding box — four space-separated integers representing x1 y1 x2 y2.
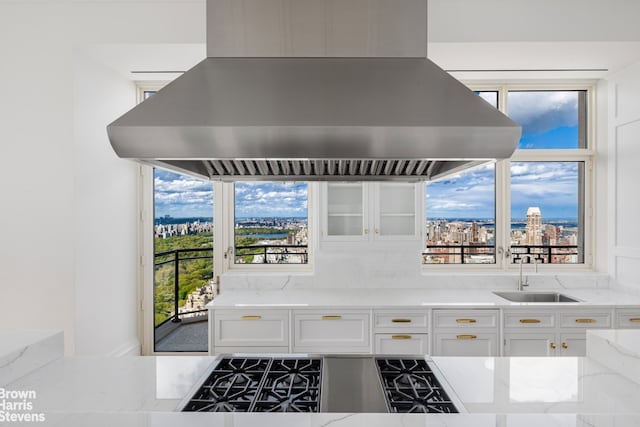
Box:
517 255 538 291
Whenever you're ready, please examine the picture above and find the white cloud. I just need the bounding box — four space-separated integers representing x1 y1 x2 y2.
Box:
508 91 579 135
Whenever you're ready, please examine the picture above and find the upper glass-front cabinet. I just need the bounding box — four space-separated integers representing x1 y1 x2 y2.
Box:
322 182 421 240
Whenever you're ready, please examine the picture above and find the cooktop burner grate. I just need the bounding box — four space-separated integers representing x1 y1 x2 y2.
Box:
375 358 459 414
182 357 322 413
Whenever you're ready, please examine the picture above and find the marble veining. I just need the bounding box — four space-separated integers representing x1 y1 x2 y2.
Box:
0 330 63 386
587 329 640 385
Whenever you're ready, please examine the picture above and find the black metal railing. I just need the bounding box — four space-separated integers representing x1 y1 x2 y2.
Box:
154 247 213 327
234 244 308 264
422 244 580 264
422 245 496 264
510 245 580 264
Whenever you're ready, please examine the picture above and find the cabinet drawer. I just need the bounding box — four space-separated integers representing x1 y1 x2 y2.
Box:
375 334 429 355
212 346 289 355
214 310 289 348
293 311 370 353
559 311 611 328
434 310 499 329
504 311 555 329
374 311 428 332
616 311 640 328
433 332 498 356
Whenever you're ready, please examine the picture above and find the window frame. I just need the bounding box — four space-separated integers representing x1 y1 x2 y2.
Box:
421 83 595 273
221 181 316 273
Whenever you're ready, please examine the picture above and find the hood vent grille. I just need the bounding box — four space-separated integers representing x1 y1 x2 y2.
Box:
158 159 476 182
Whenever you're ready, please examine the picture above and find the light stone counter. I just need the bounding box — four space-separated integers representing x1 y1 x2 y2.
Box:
207 287 640 309
5 331 640 426
0 330 63 386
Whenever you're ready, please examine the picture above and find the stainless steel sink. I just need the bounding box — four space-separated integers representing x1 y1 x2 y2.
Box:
493 291 580 303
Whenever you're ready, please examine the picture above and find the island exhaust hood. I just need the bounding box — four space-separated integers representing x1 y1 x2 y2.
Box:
107 0 521 182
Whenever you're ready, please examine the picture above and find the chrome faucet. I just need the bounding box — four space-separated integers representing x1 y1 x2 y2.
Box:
517 255 538 291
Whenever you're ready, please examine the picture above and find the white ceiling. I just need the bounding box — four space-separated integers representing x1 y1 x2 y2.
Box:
82 0 640 83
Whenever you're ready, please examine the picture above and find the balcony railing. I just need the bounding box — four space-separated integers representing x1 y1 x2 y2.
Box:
422 244 580 264
154 247 213 327
510 245 580 264
235 244 308 264
422 245 496 264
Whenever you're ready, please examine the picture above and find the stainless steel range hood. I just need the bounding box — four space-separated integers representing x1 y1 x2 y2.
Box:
107 0 520 182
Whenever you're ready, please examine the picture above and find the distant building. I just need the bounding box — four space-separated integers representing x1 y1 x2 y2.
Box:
526 207 542 246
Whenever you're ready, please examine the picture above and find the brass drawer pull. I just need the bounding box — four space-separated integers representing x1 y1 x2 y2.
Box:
520 319 541 324
392 319 412 323
550 342 557 349
629 318 640 323
322 315 342 320
392 335 412 340
562 342 568 349
456 334 477 340
575 318 596 324
241 315 262 320
456 319 477 324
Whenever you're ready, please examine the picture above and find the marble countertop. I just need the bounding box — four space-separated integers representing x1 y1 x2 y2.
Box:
207 287 640 309
6 330 640 426
0 330 63 386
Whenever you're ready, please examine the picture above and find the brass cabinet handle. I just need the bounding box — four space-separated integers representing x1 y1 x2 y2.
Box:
520 319 541 324
562 342 568 349
322 315 342 320
392 319 412 323
575 318 596 324
241 315 262 320
456 334 477 340
392 335 412 340
629 318 640 323
550 342 557 349
456 319 477 324
375 228 380 234
364 228 369 234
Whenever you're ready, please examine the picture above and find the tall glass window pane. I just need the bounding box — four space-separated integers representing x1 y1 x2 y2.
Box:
508 91 587 149
477 91 499 108
234 182 309 264
153 169 213 352
510 162 584 264
423 164 496 264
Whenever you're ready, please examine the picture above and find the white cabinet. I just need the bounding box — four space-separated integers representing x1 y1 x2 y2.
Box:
293 310 370 353
615 309 640 328
503 309 612 357
322 182 421 240
432 309 499 356
373 309 429 355
212 309 289 354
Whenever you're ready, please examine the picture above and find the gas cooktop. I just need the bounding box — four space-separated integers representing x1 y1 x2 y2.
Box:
180 356 460 414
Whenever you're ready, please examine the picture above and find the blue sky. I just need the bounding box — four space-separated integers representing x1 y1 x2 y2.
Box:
154 170 307 218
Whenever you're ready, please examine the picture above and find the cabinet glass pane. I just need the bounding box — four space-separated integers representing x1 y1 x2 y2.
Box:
327 183 363 214
328 215 363 236
379 184 414 215
379 215 415 236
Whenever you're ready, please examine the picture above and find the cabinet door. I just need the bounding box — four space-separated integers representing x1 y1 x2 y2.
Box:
213 310 289 348
374 182 420 239
324 183 368 240
293 311 370 353
559 333 586 357
375 334 429 355
615 310 640 328
434 333 498 356
504 333 557 356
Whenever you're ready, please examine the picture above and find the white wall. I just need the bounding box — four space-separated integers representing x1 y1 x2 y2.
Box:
607 60 640 292
0 0 204 355
73 52 138 356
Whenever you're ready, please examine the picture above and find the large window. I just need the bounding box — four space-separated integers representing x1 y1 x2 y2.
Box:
233 182 309 265
153 169 214 352
423 87 592 269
